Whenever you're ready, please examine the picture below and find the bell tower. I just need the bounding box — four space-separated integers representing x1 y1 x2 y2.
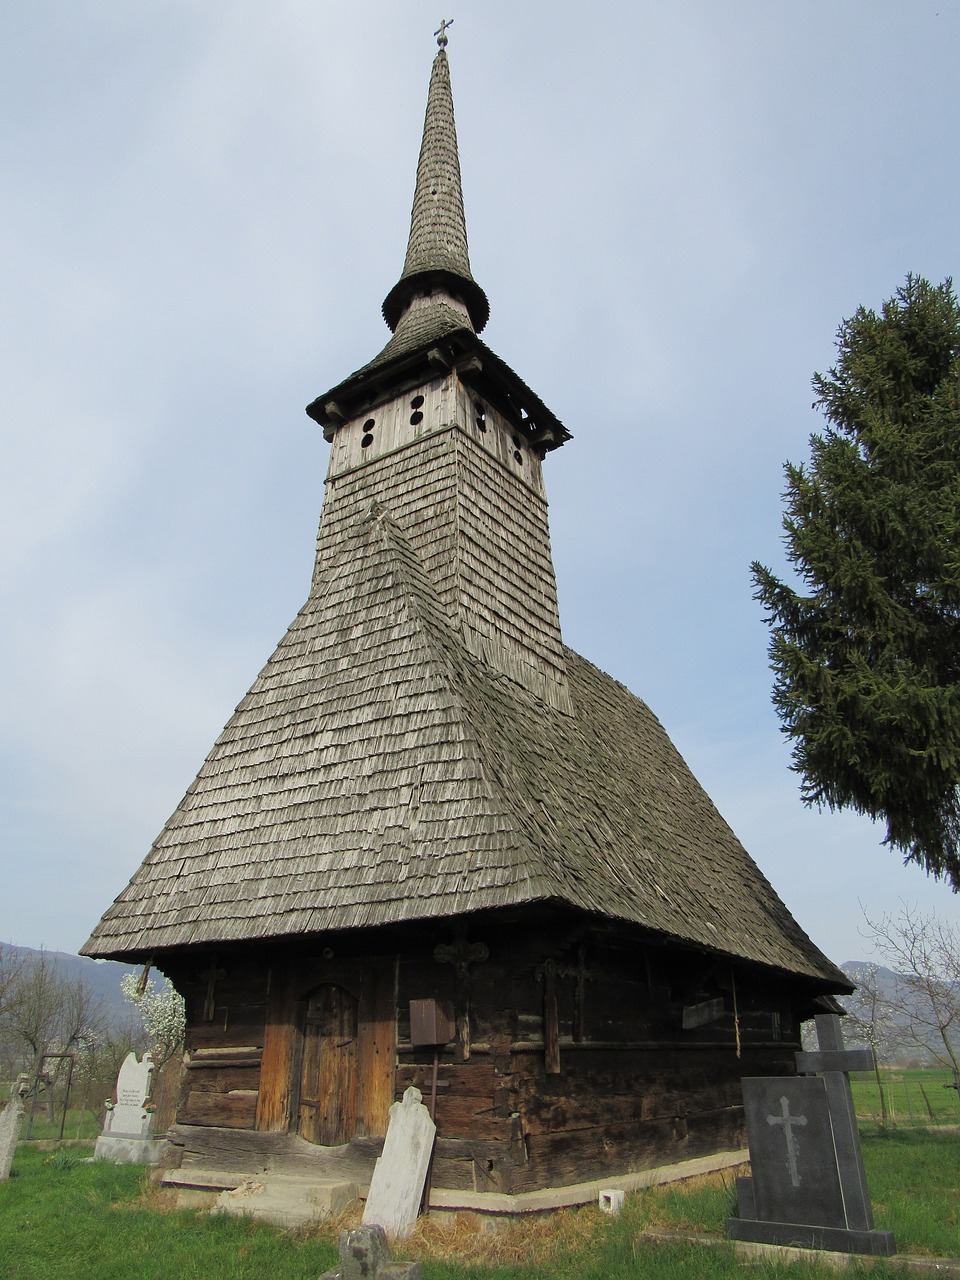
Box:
307 34 572 711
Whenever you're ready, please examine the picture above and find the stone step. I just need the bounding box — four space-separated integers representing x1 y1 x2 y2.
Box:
163 1166 248 1192
212 1173 361 1229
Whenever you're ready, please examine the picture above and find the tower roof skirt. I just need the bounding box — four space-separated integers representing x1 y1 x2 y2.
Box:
381 47 489 334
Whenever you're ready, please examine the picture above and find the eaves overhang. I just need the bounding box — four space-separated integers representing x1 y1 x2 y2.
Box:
307 329 572 454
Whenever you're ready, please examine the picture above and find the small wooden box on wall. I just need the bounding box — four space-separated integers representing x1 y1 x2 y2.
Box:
409 998 455 1048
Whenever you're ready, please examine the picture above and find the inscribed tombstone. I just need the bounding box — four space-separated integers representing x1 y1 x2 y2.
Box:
727 1014 895 1256
106 1052 155 1136
362 1087 436 1238
95 1051 164 1164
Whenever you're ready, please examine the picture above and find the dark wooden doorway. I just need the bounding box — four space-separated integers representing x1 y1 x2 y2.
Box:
298 983 359 1146
256 955 396 1140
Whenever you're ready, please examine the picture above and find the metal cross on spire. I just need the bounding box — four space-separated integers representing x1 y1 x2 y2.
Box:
435 17 453 48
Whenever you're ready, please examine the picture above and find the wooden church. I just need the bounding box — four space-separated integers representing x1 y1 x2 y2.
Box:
83 34 850 1202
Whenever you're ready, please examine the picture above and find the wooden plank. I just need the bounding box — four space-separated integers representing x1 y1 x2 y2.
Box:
256 967 298 1132
187 1020 267 1052
357 956 397 1137
396 1060 500 1098
542 966 560 1075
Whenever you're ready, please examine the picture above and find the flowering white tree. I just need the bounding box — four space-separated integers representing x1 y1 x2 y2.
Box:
120 972 185 1071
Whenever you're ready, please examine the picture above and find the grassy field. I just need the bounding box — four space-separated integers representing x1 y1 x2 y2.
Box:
850 1066 960 1127
18 1108 102 1143
2 1126 958 1280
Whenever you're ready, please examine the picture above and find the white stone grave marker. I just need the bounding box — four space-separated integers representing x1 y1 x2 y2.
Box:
94 1051 165 1164
362 1086 436 1238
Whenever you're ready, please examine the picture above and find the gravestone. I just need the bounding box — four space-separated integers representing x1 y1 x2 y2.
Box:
726 1013 895 1256
362 1086 436 1238
0 1083 28 1181
319 1223 423 1280
94 1051 165 1165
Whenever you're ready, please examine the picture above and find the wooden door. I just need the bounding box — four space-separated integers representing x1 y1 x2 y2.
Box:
298 984 359 1146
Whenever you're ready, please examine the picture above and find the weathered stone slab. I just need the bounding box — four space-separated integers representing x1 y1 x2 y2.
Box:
0 1093 25 1181
214 1174 359 1229
362 1087 436 1239
341 1224 391 1279
795 1048 875 1075
726 1216 896 1256
318 1224 424 1280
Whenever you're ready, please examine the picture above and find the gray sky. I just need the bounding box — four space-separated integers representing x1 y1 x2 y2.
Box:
2 1 958 966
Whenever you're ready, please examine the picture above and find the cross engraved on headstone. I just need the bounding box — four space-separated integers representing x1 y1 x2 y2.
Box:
766 1094 807 1187
726 1012 896 1257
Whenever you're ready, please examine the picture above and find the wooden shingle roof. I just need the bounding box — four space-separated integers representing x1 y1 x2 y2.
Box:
82 504 844 988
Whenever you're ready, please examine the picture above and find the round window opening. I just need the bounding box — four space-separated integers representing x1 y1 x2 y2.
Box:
410 395 425 409
361 433 374 448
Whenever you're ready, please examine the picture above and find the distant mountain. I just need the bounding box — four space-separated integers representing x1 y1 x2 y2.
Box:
2 942 140 1027
839 959 950 1066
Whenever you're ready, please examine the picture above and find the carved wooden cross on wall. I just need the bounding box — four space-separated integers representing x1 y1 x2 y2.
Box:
434 936 488 1060
200 962 227 1023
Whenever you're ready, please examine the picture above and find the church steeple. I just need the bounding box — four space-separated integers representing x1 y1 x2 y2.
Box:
306 39 568 453
382 38 488 336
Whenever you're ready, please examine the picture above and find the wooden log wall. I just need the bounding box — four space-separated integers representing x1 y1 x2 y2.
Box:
165 954 270 1131
165 948 396 1140
160 916 814 1195
396 923 802 1193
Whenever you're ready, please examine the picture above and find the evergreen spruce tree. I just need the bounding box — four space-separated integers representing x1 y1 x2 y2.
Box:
752 276 960 887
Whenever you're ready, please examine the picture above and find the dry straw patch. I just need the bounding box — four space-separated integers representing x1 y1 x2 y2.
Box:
402 1203 606 1269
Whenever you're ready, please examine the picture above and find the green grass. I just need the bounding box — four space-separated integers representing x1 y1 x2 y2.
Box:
5 1133 945 1280
19 1106 103 1142
860 1128 960 1256
3 1070 957 1279
0 1146 338 1280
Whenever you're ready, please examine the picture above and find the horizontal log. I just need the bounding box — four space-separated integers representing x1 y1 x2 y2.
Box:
183 1065 261 1094
178 1092 259 1129
396 1061 502 1097
187 1021 266 1052
431 1098 514 1143
509 1107 745 1193
187 1048 263 1066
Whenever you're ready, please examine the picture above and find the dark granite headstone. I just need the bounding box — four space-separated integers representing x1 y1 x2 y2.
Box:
726 1014 895 1257
740 1077 846 1226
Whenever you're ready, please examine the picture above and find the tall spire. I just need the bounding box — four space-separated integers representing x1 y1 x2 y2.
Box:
381 37 489 334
